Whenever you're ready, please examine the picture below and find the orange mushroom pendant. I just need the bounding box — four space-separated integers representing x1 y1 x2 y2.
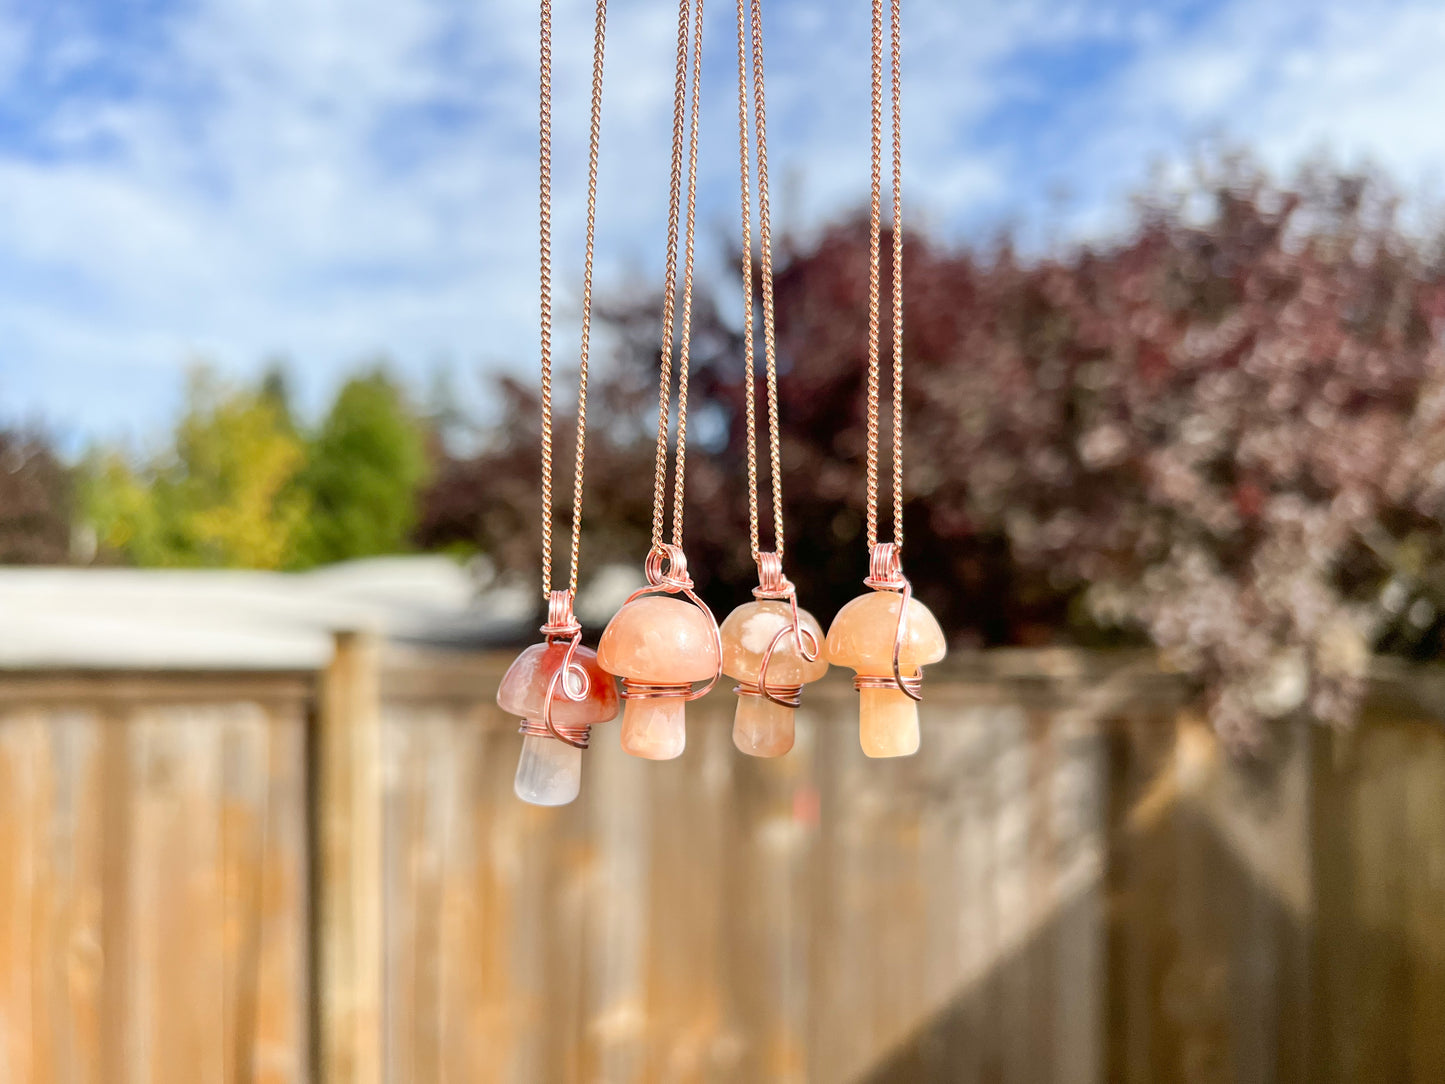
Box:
825 544 945 758
498 591 620 805
720 554 828 757
599 545 721 760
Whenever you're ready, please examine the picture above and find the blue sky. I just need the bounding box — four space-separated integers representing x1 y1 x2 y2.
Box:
2 0 1445 448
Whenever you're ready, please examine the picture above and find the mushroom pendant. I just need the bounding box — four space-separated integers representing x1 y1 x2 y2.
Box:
497 592 620 805
825 544 945 758
598 546 721 760
720 554 828 757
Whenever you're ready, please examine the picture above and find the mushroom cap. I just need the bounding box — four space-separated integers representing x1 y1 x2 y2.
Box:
720 600 830 685
825 590 946 673
496 640 619 724
597 594 720 683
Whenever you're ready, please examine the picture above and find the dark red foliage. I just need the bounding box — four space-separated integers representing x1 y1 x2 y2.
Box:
0 429 73 564
420 161 1445 739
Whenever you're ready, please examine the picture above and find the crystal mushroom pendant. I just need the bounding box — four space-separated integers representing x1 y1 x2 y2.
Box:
825 545 945 758
720 555 829 757
598 546 721 761
497 593 620 806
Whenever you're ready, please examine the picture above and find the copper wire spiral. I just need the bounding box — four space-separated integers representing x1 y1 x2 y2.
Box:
858 542 925 702
527 593 594 749
735 618 816 709
744 551 821 707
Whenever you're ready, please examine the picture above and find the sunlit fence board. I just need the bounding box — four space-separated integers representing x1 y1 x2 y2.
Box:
0 676 311 1084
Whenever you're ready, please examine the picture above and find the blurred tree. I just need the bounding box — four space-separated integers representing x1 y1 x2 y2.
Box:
419 158 1445 742
908 161 1445 744
0 429 73 563
85 367 309 568
293 368 430 566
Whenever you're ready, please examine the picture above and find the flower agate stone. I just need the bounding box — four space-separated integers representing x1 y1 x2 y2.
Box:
720 600 829 757
497 641 618 806
598 595 719 761
825 591 945 758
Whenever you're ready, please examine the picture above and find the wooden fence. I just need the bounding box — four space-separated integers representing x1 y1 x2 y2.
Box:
0 642 1440 1083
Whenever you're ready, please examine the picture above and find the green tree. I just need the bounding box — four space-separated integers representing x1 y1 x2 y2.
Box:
293 368 429 566
85 367 309 568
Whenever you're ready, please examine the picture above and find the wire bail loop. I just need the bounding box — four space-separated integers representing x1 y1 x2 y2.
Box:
863 541 906 591
644 543 695 592
540 588 582 641
752 551 794 599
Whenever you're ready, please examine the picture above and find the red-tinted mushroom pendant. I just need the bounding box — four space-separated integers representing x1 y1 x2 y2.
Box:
497 591 619 805
825 544 945 758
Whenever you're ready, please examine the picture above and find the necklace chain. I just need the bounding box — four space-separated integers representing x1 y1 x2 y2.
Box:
866 0 904 552
538 0 609 598
736 0 784 562
650 0 706 551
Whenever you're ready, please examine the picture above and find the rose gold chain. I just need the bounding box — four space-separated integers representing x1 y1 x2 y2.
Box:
889 0 904 546
539 0 608 597
736 0 784 562
865 0 904 552
651 0 705 551
735 0 758 558
539 0 556 593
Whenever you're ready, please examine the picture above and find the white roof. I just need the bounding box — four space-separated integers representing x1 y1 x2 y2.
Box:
0 556 535 671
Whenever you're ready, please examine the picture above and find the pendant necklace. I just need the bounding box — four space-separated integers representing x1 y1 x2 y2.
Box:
598 0 723 761
718 0 828 758
496 0 617 806
825 0 946 758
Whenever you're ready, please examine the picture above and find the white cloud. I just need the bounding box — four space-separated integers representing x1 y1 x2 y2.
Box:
2 0 1445 444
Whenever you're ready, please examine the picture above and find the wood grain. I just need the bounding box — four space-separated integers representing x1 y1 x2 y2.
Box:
0 649 1440 1082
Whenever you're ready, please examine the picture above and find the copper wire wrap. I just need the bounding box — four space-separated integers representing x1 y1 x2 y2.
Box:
618 544 722 703
519 715 591 748
859 542 924 702
540 588 582 641
539 0 608 599
751 551 792 599
734 679 804 709
744 552 821 707
530 592 593 749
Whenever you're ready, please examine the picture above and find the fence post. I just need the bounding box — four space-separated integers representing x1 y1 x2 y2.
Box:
317 630 384 1084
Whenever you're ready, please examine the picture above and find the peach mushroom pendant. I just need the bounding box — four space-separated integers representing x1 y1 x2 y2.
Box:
498 591 619 805
829 0 941 757
721 555 828 757
599 546 721 760
826 544 945 758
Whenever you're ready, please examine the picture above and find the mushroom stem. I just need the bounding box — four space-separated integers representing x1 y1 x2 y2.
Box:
732 696 796 757
619 696 687 760
859 687 920 758
513 731 584 805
